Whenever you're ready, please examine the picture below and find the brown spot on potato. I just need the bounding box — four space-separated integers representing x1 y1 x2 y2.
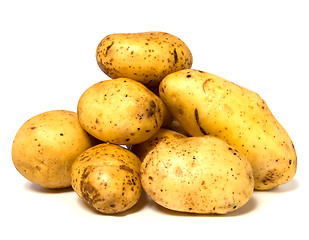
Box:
148 100 156 117
119 165 134 174
194 108 208 135
173 48 178 64
105 41 114 56
261 170 281 185
202 79 212 93
80 167 102 207
81 182 97 203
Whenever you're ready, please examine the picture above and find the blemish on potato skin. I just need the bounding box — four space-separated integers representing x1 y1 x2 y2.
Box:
105 41 114 56
260 168 284 187
80 166 102 207
80 179 101 207
119 165 134 174
173 48 178 64
148 100 156 117
202 79 213 93
194 109 208 135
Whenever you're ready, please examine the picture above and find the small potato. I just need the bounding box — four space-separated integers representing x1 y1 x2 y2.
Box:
71 143 141 214
77 78 167 145
11 110 96 188
131 128 186 160
141 136 254 214
96 31 193 86
159 69 297 190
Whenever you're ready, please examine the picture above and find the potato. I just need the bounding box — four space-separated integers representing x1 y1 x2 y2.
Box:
131 128 186 160
71 143 141 214
96 31 193 86
11 110 96 188
159 69 297 190
77 78 167 145
141 136 254 214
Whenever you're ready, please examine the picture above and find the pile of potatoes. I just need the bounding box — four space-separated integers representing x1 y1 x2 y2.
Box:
11 31 297 215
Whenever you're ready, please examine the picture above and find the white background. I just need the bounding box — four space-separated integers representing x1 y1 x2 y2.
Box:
1 0 308 239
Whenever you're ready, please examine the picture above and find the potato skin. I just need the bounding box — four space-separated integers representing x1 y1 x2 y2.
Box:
77 78 167 145
11 110 95 188
96 32 193 86
141 136 254 214
71 143 141 214
131 128 186 161
159 69 297 190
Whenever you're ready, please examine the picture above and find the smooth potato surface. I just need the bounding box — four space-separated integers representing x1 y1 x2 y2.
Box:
159 69 297 190
77 78 166 145
141 136 254 214
71 143 141 214
11 110 95 188
96 31 193 86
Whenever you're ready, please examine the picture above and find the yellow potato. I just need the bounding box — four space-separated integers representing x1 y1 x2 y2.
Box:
96 31 193 86
131 128 186 160
77 78 167 145
11 110 96 188
141 136 254 214
159 69 297 190
71 143 141 214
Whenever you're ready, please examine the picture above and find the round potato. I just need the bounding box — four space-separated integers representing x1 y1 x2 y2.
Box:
11 110 96 189
77 78 167 145
141 136 254 214
131 128 186 161
71 143 141 214
96 31 193 86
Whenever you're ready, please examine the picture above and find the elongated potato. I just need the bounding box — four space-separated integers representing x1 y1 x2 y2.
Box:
159 69 297 190
96 31 193 86
141 136 254 214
